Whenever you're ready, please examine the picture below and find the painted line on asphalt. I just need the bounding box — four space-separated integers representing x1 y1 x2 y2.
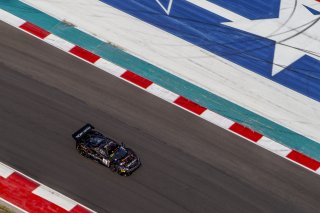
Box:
186 0 250 22
0 9 319 177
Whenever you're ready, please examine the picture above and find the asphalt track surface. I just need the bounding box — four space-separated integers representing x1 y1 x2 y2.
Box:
0 21 320 213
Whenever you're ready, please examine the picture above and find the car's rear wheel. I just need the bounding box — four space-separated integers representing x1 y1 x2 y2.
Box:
76 144 89 157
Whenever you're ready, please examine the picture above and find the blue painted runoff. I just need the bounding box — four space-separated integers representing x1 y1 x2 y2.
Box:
304 5 320 15
102 0 320 103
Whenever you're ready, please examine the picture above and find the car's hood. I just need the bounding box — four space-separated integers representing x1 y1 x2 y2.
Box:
117 152 139 168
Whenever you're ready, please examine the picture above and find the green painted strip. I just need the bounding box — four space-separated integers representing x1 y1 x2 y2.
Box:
2 0 320 160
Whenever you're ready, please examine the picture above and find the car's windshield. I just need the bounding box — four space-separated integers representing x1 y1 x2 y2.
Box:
110 146 127 161
88 136 105 147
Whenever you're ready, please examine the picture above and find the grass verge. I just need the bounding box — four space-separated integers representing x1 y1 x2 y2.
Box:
0 205 16 213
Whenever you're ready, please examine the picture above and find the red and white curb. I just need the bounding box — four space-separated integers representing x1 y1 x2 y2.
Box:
1 9 320 178
0 162 95 213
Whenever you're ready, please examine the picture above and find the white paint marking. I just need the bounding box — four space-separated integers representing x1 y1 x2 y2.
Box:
44 34 75 52
256 137 292 157
146 84 179 103
200 110 234 129
0 9 25 27
0 162 15 178
94 58 126 77
32 185 77 211
186 0 249 22
155 0 174 15
316 167 320 175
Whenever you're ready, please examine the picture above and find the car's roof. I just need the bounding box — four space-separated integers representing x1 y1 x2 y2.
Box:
86 131 120 147
86 131 106 147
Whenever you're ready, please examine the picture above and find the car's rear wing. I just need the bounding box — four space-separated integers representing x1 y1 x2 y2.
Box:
72 123 95 141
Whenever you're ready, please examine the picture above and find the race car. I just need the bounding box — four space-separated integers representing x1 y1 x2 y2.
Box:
72 123 141 176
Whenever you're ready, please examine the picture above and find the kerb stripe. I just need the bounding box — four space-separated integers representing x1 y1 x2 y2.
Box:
174 96 207 115
287 150 320 171
69 46 100 63
229 123 263 142
121 70 153 89
19 22 50 39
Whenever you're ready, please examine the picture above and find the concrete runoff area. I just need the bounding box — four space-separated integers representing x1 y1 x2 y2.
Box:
0 21 320 213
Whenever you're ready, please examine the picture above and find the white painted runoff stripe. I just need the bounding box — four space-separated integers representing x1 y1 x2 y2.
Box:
44 34 75 52
186 0 250 22
0 9 25 27
32 185 78 211
0 8 319 177
256 137 292 157
0 162 14 178
95 58 127 77
200 110 234 129
146 84 180 103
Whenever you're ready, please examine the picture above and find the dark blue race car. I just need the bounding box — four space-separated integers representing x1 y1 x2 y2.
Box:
72 124 141 176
